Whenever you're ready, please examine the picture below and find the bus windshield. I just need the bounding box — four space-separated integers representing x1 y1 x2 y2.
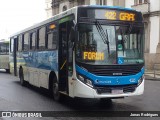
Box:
0 42 9 55
76 23 144 65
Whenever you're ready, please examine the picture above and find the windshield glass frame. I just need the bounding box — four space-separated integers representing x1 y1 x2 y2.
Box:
75 22 145 65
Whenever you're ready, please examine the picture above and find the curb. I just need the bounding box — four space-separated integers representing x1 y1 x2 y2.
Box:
145 75 160 81
145 78 160 81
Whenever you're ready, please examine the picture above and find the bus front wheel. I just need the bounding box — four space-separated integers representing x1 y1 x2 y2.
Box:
52 82 64 101
99 98 112 106
53 83 59 100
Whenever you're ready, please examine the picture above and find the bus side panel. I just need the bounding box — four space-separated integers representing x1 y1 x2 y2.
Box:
39 70 48 88
19 50 58 89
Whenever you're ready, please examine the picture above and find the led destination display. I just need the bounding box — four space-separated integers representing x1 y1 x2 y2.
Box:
83 52 104 61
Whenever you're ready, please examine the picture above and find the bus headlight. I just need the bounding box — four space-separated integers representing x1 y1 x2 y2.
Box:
77 74 93 88
78 75 85 82
86 79 93 88
138 74 144 86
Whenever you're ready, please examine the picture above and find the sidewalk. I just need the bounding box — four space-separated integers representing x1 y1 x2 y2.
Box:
145 69 160 81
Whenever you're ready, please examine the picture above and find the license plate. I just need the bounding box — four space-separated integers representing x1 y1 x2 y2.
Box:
112 89 123 94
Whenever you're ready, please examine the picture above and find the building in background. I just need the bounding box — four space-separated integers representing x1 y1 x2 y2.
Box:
45 0 160 70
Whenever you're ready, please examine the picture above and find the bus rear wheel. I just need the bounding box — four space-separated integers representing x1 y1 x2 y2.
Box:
19 68 26 86
6 69 10 73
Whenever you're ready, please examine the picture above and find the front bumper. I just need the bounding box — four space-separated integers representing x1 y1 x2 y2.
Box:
73 78 144 98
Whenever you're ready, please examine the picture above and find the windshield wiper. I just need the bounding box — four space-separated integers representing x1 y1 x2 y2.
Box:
95 21 110 54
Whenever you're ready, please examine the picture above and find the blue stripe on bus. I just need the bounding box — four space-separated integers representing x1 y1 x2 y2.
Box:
15 51 58 71
76 65 144 86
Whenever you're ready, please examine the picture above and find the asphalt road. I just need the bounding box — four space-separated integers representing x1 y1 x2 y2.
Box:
0 69 160 120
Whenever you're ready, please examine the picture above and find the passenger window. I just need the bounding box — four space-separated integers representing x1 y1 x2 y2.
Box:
38 27 46 50
30 32 36 50
18 35 23 51
24 33 29 51
47 32 57 49
10 38 14 53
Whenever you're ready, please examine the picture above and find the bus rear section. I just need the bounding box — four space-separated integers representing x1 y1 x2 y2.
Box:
0 41 10 73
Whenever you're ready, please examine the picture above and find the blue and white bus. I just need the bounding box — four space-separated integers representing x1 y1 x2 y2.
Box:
10 5 145 101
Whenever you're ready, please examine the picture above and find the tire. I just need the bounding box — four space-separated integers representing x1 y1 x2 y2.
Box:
19 68 26 86
6 69 10 73
99 98 112 107
100 98 112 103
52 82 64 102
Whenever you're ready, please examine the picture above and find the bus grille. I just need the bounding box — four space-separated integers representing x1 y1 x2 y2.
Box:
95 84 137 94
76 62 144 76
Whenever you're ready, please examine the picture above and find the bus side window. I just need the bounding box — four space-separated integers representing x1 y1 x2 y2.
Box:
30 32 36 50
24 33 29 51
10 38 14 53
53 32 57 49
47 32 53 49
18 35 23 51
38 27 46 50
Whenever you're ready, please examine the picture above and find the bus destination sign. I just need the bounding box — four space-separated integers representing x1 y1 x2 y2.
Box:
79 9 142 22
105 11 135 21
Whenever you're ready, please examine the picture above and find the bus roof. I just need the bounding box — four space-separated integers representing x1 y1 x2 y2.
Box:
10 5 139 38
81 5 135 11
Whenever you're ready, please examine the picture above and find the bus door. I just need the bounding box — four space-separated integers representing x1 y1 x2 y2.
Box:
59 21 73 93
